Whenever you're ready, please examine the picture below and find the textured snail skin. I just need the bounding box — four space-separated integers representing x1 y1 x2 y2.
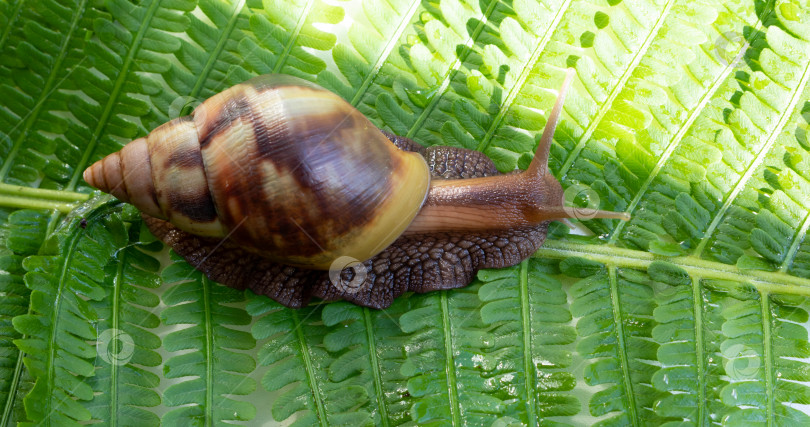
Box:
85 71 629 309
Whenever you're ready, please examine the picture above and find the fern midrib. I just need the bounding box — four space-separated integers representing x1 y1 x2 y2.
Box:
291 310 327 427
202 275 213 427
43 218 86 425
348 0 422 107
782 209 810 273
691 276 706 425
362 308 389 426
474 0 573 153
694 57 810 256
608 266 639 426
110 252 125 427
607 38 748 244
518 260 538 426
0 0 88 180
405 0 500 139
535 240 810 294
558 0 676 178
761 291 774 427
440 292 461 425
0 348 23 427
0 0 22 53
67 0 162 190
187 0 246 101
271 0 315 74
0 181 89 213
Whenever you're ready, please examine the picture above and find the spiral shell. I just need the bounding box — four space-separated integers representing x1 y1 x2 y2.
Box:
84 75 431 269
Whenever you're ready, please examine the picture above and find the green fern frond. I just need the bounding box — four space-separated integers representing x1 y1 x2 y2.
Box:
84 241 163 425
478 260 580 422
151 0 252 123
320 300 421 425
160 253 257 424
238 0 343 81
245 294 335 425
0 209 47 425
66 0 195 192
617 6 810 255
11 200 133 425
0 0 98 189
2 0 810 425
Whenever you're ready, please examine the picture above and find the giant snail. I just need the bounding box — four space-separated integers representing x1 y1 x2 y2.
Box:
83 69 629 309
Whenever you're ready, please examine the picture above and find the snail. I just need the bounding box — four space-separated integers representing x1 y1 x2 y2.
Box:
83 70 629 309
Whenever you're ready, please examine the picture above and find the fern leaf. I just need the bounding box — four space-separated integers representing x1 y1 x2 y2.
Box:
0 0 98 189
238 0 343 81
84 238 163 425
64 0 195 192
616 5 810 255
11 200 135 425
321 300 422 425
399 286 517 425
151 0 253 124
566 263 660 425
246 294 337 424
0 209 48 425
477 259 579 422
160 253 257 424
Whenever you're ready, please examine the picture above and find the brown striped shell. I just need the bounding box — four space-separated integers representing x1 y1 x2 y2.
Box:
84 75 431 270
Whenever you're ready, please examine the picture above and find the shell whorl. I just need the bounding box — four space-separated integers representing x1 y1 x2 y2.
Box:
85 74 431 269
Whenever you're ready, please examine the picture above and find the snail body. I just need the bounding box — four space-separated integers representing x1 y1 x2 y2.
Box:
85 71 629 309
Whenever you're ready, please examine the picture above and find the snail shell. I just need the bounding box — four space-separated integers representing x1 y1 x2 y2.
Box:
84 75 430 269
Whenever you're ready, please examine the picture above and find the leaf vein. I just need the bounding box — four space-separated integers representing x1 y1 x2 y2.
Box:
405 0 501 139
781 210 810 273
0 351 23 427
189 0 247 99
558 0 677 177
202 276 214 426
536 240 810 294
271 0 315 73
691 276 706 425
292 310 328 427
519 260 537 426
67 0 163 190
0 0 22 52
695 56 810 256
440 291 461 425
0 0 89 180
475 0 574 153
363 308 389 426
761 291 774 427
349 0 422 107
608 265 639 426
109 253 125 426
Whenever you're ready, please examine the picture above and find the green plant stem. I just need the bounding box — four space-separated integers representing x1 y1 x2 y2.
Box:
0 183 89 202
518 261 538 426
0 183 88 213
0 195 76 214
535 240 810 295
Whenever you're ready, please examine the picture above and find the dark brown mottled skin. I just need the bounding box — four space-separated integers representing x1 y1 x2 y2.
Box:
144 131 548 309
